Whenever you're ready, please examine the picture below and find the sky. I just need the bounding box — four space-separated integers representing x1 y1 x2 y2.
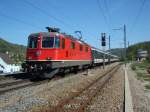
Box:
0 0 149 50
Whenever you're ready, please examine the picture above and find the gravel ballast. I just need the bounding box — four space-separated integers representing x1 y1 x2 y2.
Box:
0 63 119 112
86 65 124 112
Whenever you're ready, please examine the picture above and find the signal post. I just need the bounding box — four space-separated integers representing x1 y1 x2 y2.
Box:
101 33 106 69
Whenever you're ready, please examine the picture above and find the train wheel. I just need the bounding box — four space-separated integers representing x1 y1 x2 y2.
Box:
73 66 78 74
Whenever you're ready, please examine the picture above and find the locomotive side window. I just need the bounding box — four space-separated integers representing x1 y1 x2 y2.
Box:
71 42 75 49
42 37 54 48
80 44 83 51
85 46 88 52
55 37 60 48
62 38 65 49
28 36 38 48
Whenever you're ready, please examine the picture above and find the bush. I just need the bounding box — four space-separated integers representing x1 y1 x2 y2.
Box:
131 64 136 70
145 84 150 90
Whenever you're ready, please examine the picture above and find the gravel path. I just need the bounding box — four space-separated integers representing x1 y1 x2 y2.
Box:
86 65 124 112
127 64 150 112
0 63 119 112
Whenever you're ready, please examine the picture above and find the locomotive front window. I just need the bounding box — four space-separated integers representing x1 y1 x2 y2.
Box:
42 37 60 48
42 37 54 48
28 37 38 48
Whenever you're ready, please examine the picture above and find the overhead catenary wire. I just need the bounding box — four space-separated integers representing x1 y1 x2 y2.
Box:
0 11 42 30
129 0 146 34
0 7 98 46
0 0 104 48
103 0 112 29
22 0 99 44
22 0 76 31
22 0 102 44
96 0 111 32
96 0 113 50
45 0 80 29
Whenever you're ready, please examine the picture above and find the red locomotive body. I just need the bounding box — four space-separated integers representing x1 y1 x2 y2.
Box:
23 29 92 78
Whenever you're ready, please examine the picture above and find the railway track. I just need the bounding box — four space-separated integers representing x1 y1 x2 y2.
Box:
46 64 121 112
0 75 49 95
0 80 32 95
0 69 87 95
0 63 120 98
0 69 82 95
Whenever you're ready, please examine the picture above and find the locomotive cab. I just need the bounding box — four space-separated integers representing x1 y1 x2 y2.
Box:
26 33 60 61
22 32 61 78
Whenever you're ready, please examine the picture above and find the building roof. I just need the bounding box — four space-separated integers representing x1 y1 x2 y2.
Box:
0 52 14 64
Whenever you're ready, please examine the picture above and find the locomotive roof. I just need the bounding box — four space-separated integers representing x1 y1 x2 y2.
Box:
29 32 90 46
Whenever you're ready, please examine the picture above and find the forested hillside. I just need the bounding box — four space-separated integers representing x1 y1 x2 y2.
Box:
110 41 150 61
0 38 26 64
109 48 124 58
127 41 150 60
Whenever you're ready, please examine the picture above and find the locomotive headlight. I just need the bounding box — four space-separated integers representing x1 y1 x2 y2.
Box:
47 57 51 60
27 57 31 60
35 51 41 56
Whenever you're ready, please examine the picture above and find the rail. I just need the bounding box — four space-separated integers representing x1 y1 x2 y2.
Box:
47 64 121 112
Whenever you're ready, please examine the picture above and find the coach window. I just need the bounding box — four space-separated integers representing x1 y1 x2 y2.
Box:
55 37 60 48
80 44 83 51
62 38 65 49
42 37 54 48
71 42 75 49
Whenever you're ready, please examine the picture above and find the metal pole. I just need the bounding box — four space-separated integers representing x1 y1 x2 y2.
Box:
103 46 105 69
109 35 111 64
128 41 129 48
124 24 127 66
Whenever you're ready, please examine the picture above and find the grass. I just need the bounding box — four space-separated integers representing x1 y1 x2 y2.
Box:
131 63 136 70
0 75 7 80
131 60 150 90
145 84 150 90
136 72 150 81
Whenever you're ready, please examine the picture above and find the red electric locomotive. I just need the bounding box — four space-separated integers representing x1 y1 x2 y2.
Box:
22 27 92 78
